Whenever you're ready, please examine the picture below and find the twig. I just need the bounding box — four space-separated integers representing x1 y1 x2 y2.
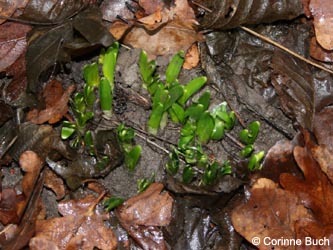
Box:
240 25 333 75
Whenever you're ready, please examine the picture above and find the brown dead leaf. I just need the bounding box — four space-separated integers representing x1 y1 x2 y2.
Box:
139 0 165 15
44 168 65 200
231 178 314 250
27 84 75 124
0 188 25 225
183 43 200 69
109 0 203 57
30 195 117 250
310 0 333 50
310 36 333 62
0 22 31 72
117 183 173 226
116 183 173 250
280 130 333 225
0 1 29 24
20 151 43 198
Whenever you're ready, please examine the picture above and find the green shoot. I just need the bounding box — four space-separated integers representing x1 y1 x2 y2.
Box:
103 197 124 212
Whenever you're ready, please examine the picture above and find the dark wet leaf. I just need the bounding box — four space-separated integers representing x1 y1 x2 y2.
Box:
271 51 315 130
21 0 92 23
26 24 73 93
197 0 304 30
165 196 224 250
26 6 113 93
47 129 123 190
72 6 114 47
8 123 74 161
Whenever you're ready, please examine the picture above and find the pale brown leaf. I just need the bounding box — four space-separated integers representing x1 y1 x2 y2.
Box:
30 195 117 250
310 0 333 50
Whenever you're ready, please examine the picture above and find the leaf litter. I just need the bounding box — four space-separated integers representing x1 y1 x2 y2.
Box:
1 0 333 249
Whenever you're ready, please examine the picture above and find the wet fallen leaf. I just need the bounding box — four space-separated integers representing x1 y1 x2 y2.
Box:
310 36 333 62
0 188 25 225
232 178 314 249
280 143 333 224
47 129 123 190
44 168 65 200
116 183 173 249
109 0 203 57
0 171 45 250
197 0 304 30
8 123 75 161
0 0 29 24
310 0 333 50
0 22 31 72
25 6 113 93
27 84 75 124
29 194 117 250
271 51 333 130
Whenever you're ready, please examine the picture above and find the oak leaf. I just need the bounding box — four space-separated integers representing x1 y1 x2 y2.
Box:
231 178 314 250
29 195 117 250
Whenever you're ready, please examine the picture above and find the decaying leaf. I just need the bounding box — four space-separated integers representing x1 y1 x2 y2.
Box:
183 43 200 69
46 129 123 190
116 183 173 249
0 22 31 72
27 84 75 124
232 178 314 250
29 195 117 250
0 188 25 225
0 171 45 250
272 50 333 131
196 0 304 30
44 168 65 200
25 6 113 93
8 123 75 161
310 36 333 62
310 0 333 50
233 130 333 249
108 0 203 57
0 0 29 24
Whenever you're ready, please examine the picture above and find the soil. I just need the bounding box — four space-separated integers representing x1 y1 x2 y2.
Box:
0 17 305 250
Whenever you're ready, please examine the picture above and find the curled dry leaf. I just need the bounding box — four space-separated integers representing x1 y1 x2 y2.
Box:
183 43 200 70
44 168 65 200
27 84 75 124
231 178 314 250
29 195 117 250
310 0 333 50
116 183 173 249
